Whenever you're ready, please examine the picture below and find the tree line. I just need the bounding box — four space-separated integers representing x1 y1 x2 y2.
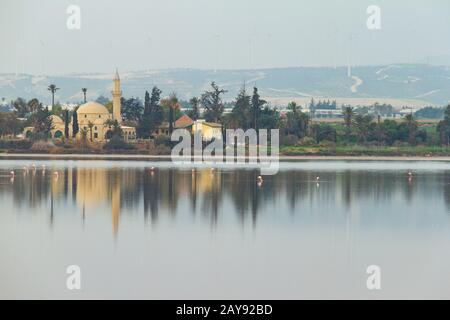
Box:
1 81 450 148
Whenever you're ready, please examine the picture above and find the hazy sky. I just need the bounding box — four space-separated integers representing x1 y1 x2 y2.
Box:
1 0 450 75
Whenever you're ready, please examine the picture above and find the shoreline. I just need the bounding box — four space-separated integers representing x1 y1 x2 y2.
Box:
1 153 450 162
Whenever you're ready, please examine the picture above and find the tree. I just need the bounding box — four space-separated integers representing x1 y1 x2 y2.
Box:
342 106 354 141
166 93 179 136
354 114 373 143
404 113 418 145
27 98 42 114
137 87 164 138
64 110 70 139
82 88 87 103
201 82 227 122
0 113 21 137
121 97 143 122
13 98 29 117
47 84 59 108
229 86 251 129
187 97 200 120
284 104 310 139
287 101 299 114
96 95 109 105
72 108 79 138
311 123 337 143
259 106 280 130
251 87 266 130
104 119 123 138
309 98 316 118
437 105 450 146
143 90 151 114
103 119 133 150
373 121 387 146
31 107 53 140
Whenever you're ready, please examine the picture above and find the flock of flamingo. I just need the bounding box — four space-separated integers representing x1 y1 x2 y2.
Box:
5 165 415 186
7 164 60 182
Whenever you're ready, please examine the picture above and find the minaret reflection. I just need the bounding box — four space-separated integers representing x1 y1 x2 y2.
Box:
2 166 334 233
74 167 121 236
111 170 121 237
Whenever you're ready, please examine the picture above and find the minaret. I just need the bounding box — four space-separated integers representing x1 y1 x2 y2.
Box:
112 68 122 123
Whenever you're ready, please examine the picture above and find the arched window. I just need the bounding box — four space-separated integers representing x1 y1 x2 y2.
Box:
54 131 63 139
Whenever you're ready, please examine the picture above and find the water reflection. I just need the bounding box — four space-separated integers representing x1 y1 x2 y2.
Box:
1 161 450 237
2 160 450 299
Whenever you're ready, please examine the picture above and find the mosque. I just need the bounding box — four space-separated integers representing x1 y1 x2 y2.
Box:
24 70 136 142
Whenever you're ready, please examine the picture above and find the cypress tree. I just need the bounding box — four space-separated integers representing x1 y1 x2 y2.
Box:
72 108 79 138
64 110 70 138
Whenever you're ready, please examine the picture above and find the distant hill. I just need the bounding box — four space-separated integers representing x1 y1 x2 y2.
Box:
0 64 449 108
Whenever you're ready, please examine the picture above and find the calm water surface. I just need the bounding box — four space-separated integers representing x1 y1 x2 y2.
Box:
1 160 450 299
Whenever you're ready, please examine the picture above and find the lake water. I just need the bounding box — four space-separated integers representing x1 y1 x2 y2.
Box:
1 159 450 299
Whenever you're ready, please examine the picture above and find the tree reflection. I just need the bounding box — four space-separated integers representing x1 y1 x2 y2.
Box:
1 165 448 234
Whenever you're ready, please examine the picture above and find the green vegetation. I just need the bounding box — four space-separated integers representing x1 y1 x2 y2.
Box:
281 145 450 156
201 82 227 123
277 106 450 156
137 87 164 139
2 78 450 157
30 107 53 141
103 119 134 151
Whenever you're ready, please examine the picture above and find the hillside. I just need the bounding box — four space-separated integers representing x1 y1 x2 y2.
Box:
0 64 449 107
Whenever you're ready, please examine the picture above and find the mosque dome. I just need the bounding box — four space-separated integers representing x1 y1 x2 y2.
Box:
77 102 110 115
49 115 64 125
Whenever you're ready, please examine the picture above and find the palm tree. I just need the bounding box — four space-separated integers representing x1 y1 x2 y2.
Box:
82 88 87 103
343 106 354 141
167 93 179 136
47 84 59 109
87 121 94 142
